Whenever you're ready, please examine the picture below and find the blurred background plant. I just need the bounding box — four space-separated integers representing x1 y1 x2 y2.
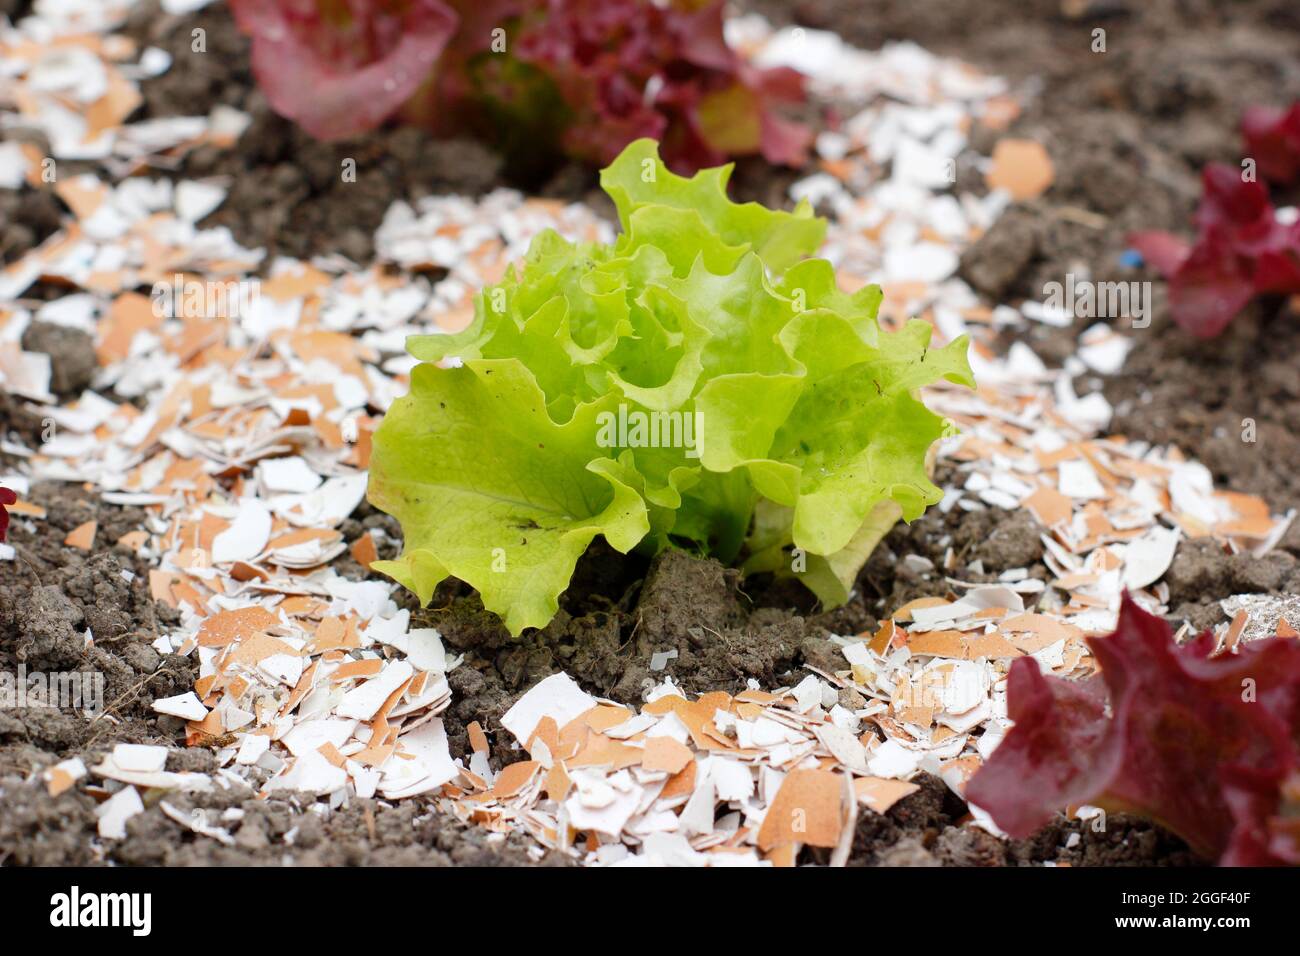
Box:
229 0 811 176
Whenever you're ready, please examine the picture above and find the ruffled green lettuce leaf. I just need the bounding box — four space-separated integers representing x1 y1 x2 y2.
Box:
368 359 648 634
600 138 825 274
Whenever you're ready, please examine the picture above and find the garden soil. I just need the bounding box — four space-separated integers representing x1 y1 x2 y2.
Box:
2 0 1298 866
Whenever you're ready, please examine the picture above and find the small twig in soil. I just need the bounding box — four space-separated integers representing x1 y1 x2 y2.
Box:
622 611 642 649
84 664 190 748
13 549 45 589
1054 204 1109 229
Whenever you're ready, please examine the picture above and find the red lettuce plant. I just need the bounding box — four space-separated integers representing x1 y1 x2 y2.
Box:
229 0 810 171
1129 163 1300 338
0 486 15 543
967 595 1300 866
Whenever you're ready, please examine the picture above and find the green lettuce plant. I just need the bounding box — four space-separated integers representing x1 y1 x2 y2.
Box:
368 139 974 634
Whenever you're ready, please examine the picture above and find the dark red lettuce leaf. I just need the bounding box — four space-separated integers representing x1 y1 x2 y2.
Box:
0 486 15 543
513 0 809 171
967 594 1300 865
966 658 1116 839
1194 163 1274 234
1127 230 1190 277
1164 225 1257 339
230 0 458 142
1242 103 1300 186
